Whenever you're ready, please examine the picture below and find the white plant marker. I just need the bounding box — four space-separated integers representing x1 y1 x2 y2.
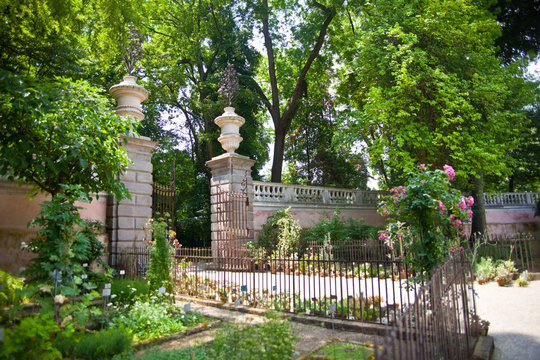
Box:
102 288 111 297
119 270 125 275
104 283 111 289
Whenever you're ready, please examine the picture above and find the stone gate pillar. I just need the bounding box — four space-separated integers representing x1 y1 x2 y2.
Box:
206 107 255 262
108 76 156 258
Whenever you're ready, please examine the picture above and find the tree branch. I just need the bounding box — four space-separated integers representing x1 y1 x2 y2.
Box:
281 2 335 129
262 0 281 122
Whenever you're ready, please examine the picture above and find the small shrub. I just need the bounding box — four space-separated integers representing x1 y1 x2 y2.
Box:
257 208 301 255
73 327 132 360
0 314 62 360
207 312 296 360
475 257 496 283
111 278 150 305
110 293 202 342
0 269 25 306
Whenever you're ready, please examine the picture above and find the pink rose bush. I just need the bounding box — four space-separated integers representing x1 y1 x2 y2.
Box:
377 165 473 276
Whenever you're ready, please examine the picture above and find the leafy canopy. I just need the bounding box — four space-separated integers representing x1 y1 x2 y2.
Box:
0 71 133 200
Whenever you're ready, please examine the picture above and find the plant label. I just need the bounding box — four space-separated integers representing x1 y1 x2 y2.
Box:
328 303 337 315
102 288 111 297
234 298 241 307
104 283 111 289
158 287 166 294
81 274 87 280
119 270 125 275
241 285 247 292
184 303 191 313
83 263 88 268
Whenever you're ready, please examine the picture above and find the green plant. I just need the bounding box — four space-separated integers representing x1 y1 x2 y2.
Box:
378 165 472 276
72 327 132 360
0 269 25 306
0 314 62 360
301 210 381 245
110 293 201 342
257 208 301 255
207 312 296 360
111 278 150 305
475 257 496 283
144 216 180 292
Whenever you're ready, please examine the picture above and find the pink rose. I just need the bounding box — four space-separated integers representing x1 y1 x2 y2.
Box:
419 164 426 172
450 214 455 220
457 197 467 210
378 230 389 242
380 203 389 216
467 210 473 218
453 219 463 229
443 164 455 181
467 196 474 207
438 200 445 214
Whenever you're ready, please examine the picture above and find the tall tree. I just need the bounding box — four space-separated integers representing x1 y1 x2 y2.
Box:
251 0 339 182
336 0 536 235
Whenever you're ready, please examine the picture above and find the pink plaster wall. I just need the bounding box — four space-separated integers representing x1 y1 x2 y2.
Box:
0 191 107 274
254 206 540 239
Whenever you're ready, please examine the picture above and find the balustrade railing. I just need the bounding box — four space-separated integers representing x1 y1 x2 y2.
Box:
253 181 386 208
483 192 539 208
253 181 539 209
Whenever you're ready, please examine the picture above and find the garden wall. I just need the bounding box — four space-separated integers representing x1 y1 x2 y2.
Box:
252 181 540 239
0 179 108 274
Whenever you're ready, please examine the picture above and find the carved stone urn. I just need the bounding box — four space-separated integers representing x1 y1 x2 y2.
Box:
214 107 245 153
109 75 149 121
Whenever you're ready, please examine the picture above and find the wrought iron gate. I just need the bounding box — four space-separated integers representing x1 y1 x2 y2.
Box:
212 176 251 270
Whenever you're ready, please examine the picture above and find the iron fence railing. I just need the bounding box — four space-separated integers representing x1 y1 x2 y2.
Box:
475 233 535 271
375 250 477 360
110 245 418 325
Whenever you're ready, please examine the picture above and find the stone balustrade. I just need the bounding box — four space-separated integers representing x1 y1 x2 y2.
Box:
253 181 539 209
483 192 539 208
253 181 386 208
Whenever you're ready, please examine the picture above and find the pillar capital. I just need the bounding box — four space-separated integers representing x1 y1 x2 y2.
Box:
109 75 149 121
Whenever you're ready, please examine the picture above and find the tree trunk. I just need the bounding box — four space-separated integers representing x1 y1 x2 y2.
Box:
271 125 286 183
470 172 487 247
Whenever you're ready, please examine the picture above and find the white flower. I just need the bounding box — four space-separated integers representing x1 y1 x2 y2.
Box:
111 294 117 299
131 288 137 292
54 294 67 304
107 302 112 307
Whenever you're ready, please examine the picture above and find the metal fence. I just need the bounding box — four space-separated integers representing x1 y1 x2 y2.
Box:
475 233 536 271
375 250 477 360
110 244 418 325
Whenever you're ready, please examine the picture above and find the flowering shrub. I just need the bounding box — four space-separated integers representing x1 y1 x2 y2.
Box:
378 165 472 275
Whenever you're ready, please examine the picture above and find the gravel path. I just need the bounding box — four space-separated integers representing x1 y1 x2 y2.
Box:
474 280 540 360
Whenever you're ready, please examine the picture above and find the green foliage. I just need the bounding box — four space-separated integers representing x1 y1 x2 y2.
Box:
207 312 296 360
378 166 471 275
257 208 301 255
24 191 107 286
111 278 150 305
301 211 380 245
144 217 174 292
336 0 536 187
475 257 496 282
0 71 132 199
110 293 201 342
0 270 25 306
72 327 132 360
0 314 62 360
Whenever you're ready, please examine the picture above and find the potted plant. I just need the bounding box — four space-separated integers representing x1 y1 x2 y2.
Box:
475 257 495 285
495 263 513 286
